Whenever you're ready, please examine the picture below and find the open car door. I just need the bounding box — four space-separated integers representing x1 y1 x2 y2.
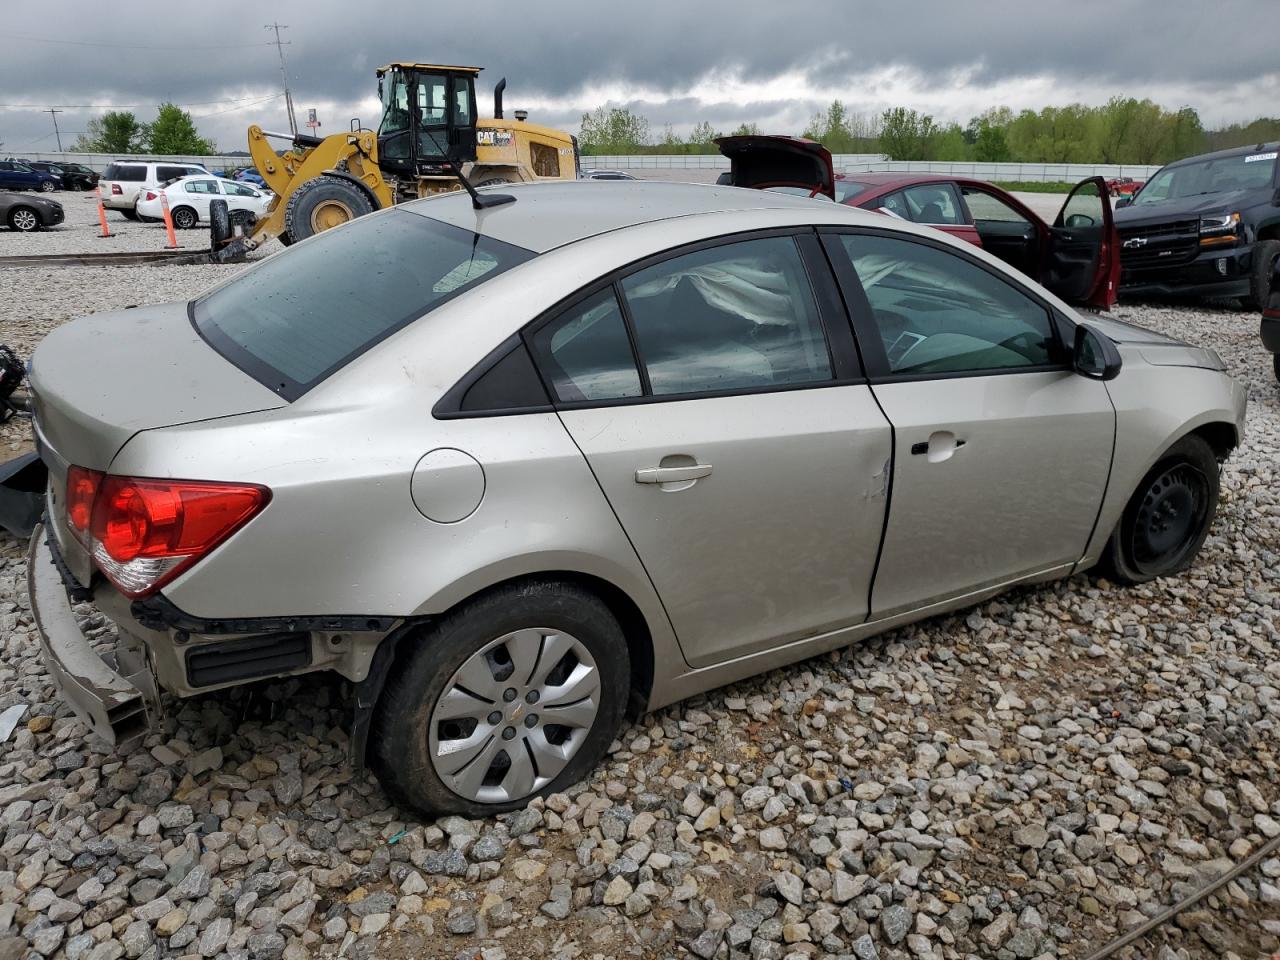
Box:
1044 176 1120 309
715 135 836 200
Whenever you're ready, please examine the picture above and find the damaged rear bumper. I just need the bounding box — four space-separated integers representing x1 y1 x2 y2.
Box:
27 523 153 748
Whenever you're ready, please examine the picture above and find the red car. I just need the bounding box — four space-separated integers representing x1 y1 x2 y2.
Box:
716 136 1121 310
1105 176 1144 198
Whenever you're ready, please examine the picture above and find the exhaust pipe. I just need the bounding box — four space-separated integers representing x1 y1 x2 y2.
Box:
494 78 507 120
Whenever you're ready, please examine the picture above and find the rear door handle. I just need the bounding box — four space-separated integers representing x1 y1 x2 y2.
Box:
911 432 966 462
635 464 713 484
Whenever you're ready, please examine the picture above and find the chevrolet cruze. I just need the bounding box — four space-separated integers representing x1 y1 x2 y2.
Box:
27 180 1246 814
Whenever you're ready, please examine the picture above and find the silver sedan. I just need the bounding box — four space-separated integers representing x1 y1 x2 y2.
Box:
27 180 1246 815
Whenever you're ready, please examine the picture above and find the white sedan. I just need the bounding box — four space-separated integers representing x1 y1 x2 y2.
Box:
135 175 272 229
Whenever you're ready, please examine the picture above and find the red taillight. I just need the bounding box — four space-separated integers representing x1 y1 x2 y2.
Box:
144 191 157 201
110 183 122 195
64 469 269 598
65 466 103 541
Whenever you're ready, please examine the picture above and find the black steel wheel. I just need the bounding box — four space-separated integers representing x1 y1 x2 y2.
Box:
1100 434 1219 583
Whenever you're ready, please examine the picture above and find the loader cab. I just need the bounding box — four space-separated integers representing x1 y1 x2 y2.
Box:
376 63 479 179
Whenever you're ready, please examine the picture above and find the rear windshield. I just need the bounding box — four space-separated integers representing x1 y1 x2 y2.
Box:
835 181 873 202
104 163 145 181
191 210 535 399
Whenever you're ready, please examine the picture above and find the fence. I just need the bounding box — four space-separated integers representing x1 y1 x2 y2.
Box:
3 151 245 175
588 154 1162 183
9 150 1164 184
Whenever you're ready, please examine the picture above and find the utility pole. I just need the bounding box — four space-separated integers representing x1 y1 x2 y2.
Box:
44 108 64 151
265 22 297 136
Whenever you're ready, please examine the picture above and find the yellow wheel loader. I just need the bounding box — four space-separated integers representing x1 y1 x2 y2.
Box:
235 64 579 251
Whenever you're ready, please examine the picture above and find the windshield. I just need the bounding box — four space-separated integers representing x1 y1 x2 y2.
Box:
192 210 534 399
1134 150 1277 204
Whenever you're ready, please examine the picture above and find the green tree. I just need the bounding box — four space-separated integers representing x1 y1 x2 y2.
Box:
146 103 215 154
578 106 650 154
729 122 760 136
688 121 722 145
1165 107 1206 161
879 108 938 160
72 110 148 153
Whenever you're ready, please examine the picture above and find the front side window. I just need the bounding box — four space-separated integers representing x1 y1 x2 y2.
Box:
185 180 219 195
620 236 832 396
962 187 1030 224
222 181 257 197
865 190 908 219
838 233 1058 375
192 212 534 398
1058 180 1104 227
528 288 642 402
901 183 964 225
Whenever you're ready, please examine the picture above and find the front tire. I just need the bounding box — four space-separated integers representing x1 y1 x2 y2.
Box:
1273 353 1280 383
283 175 376 245
370 581 629 816
1100 434 1219 583
39 180 56 193
1244 239 1280 312
8 207 40 232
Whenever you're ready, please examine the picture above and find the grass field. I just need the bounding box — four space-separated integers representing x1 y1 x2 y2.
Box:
991 180 1079 193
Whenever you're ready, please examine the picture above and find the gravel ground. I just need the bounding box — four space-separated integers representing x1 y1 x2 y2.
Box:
1 190 283 257
0 249 1277 960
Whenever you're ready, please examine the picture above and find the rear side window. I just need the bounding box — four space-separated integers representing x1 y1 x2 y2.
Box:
105 164 145 182
157 165 188 182
529 288 642 402
192 211 534 398
620 236 831 395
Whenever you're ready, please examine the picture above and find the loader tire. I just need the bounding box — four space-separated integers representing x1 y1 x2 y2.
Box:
283 175 375 244
209 200 232 249
475 176 517 188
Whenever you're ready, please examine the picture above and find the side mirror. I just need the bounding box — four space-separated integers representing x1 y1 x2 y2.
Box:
1114 197 1132 208
1074 324 1122 380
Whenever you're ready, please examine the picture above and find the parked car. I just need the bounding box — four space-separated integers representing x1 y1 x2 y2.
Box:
100 161 212 220
716 135 1121 309
1105 176 1144 198
30 161 99 191
1114 142 1280 308
0 192 64 231
27 181 1244 815
1263 258 1280 382
135 175 272 229
0 160 61 193
233 167 268 189
580 169 637 181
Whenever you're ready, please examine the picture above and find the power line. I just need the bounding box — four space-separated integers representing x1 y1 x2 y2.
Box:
0 94 285 110
191 93 285 119
265 23 297 136
6 33 277 51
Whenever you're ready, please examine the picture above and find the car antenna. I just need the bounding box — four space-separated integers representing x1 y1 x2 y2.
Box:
420 127 514 210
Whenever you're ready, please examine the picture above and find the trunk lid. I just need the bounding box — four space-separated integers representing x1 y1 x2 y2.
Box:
716 135 837 200
30 303 286 584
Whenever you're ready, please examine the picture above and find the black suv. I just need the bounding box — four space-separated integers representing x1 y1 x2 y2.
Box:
1115 142 1280 308
24 161 98 191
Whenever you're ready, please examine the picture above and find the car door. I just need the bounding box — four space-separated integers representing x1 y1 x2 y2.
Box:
1045 177 1120 310
0 162 15 189
183 179 221 215
823 229 1115 618
527 232 892 667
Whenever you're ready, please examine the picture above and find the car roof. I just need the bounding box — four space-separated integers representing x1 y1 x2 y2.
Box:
401 179 865 253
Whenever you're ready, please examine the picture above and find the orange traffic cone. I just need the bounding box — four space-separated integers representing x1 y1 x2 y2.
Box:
94 186 112 238
159 190 178 249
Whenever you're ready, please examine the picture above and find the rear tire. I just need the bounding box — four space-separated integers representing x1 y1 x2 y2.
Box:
1244 239 1280 311
171 206 197 230
8 207 40 232
1273 353 1280 383
283 175 376 245
39 180 56 193
120 209 139 222
1099 434 1219 583
370 581 629 817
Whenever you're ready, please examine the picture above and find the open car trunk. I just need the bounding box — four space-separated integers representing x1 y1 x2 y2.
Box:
716 136 836 200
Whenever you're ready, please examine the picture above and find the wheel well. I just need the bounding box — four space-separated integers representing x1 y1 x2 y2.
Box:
1257 224 1280 243
1188 421 1238 462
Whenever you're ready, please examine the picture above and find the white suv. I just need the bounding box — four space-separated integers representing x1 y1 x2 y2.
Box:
101 161 212 220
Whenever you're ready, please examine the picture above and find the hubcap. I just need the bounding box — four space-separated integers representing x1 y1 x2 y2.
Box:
311 199 353 232
13 211 37 230
1130 462 1208 573
429 628 600 804
175 211 194 228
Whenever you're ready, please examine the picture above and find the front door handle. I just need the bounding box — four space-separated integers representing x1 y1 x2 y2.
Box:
910 431 966 463
635 464 713 484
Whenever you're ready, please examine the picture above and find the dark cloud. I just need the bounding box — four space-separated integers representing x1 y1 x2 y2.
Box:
2 0 1276 152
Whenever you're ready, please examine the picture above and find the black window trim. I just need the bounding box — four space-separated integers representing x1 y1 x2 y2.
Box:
819 225 1076 385
435 226 867 418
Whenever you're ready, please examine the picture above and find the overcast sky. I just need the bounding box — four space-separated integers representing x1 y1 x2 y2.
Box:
2 0 1278 154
